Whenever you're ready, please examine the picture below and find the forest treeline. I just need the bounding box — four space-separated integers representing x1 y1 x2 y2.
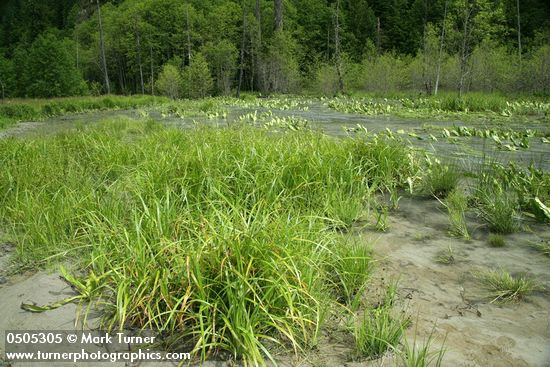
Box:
0 0 549 99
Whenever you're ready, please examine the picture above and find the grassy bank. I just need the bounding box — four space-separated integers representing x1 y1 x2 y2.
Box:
326 92 550 123
0 119 418 364
0 95 171 129
2 92 549 132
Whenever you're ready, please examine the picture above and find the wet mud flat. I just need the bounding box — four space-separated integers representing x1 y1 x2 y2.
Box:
1 197 548 367
369 197 550 367
287 196 550 367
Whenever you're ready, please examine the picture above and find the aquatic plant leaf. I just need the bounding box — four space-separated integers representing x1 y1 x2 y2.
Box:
21 295 82 313
534 197 550 220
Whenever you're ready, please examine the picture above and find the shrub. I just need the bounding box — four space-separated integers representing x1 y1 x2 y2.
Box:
156 64 182 99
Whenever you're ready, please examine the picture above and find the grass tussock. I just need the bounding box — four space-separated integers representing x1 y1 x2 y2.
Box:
0 119 417 364
434 246 455 265
445 189 470 240
487 234 506 247
422 162 460 199
399 326 446 367
353 286 409 359
532 241 550 257
475 269 542 304
475 177 521 234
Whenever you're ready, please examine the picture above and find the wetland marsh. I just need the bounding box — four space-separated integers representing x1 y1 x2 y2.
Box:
0 95 549 366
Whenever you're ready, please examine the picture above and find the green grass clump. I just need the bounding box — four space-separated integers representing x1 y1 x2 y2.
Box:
492 163 550 223
0 119 417 364
434 246 455 265
445 189 470 240
477 191 521 234
399 325 446 367
324 189 367 230
331 238 372 308
487 234 506 247
537 243 550 257
475 176 521 234
354 288 408 359
475 269 542 304
530 240 550 258
422 163 460 199
0 116 16 130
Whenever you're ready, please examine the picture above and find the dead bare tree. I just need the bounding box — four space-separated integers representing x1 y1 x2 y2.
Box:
252 0 262 91
96 0 110 94
421 0 432 95
0 79 5 102
150 42 154 95
376 17 381 55
255 0 262 45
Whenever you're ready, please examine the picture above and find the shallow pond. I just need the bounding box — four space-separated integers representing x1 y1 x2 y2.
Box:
1 99 549 171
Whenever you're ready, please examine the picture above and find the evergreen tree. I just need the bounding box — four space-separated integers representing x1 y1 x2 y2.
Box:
155 64 181 99
182 52 213 99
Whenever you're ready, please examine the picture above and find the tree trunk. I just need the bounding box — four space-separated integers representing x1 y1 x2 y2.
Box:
376 17 381 55
118 55 126 94
434 0 448 95
236 8 247 98
274 0 283 31
75 33 79 71
97 0 110 94
516 0 522 63
186 5 192 64
421 0 432 95
150 43 154 95
255 0 262 45
252 0 262 91
458 1 473 97
136 29 145 94
334 0 344 93
0 79 5 101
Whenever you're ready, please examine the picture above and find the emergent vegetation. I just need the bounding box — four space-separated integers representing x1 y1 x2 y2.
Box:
475 269 542 303
0 119 417 364
445 189 470 240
